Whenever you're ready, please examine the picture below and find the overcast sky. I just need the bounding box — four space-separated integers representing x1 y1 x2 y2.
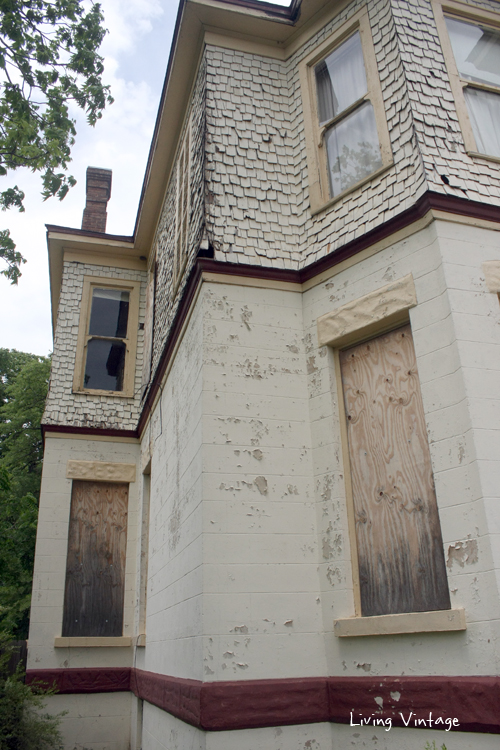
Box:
0 0 289 357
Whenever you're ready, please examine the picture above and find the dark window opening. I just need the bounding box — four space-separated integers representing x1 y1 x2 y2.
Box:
84 288 130 392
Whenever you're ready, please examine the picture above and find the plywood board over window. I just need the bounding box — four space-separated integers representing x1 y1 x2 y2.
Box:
340 325 450 616
62 480 129 637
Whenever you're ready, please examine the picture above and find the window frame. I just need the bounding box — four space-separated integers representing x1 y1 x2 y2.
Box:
73 276 140 398
433 0 500 163
173 118 191 289
299 7 393 215
316 275 466 634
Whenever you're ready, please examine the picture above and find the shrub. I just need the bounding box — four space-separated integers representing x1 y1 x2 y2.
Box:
0 638 64 750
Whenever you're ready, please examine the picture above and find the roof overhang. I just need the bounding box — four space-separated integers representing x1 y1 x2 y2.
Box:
46 225 138 334
46 0 343 333
133 0 341 254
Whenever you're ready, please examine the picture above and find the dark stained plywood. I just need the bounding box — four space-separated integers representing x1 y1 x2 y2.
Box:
340 325 450 616
62 481 129 637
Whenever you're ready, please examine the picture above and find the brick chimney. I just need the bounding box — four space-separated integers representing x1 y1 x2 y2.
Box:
81 167 112 233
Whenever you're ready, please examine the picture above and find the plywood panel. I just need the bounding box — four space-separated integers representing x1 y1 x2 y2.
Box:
340 325 450 616
62 481 128 637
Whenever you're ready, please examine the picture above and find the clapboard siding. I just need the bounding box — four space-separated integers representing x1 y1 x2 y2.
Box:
62 481 129 637
340 325 450 616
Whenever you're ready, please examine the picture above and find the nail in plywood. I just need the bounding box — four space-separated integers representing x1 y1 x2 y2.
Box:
62 480 128 637
339 325 450 617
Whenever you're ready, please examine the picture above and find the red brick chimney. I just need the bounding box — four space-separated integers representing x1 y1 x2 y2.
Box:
81 167 112 233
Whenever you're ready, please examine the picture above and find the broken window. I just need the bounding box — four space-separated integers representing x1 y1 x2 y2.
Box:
74 277 140 397
445 15 500 157
84 288 130 391
339 325 451 616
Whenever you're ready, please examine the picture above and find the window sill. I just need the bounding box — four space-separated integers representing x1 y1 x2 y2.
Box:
310 161 394 217
72 389 133 398
467 150 500 166
334 608 466 637
54 636 132 648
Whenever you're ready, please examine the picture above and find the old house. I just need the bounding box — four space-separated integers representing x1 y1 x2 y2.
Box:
27 0 500 747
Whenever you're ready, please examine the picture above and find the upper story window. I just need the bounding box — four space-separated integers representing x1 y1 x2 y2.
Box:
434 1 500 161
314 31 383 198
446 16 500 157
299 8 393 214
85 288 130 391
74 277 140 397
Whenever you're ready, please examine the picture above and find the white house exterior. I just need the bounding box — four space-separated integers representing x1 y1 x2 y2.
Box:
27 0 500 748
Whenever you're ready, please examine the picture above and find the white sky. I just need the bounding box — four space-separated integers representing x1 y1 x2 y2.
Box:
0 0 290 357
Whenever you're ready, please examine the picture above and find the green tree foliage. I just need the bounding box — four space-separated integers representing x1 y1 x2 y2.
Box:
0 0 113 283
0 639 63 749
0 349 50 638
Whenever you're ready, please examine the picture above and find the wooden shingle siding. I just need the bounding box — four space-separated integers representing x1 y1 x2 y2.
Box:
340 325 450 616
62 481 129 637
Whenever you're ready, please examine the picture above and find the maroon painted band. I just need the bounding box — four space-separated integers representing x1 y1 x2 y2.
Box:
26 668 500 734
43 191 500 441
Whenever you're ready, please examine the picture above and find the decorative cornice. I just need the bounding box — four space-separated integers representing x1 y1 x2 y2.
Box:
26 668 500 734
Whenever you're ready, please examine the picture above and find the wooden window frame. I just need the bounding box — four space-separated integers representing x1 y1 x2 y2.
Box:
73 276 140 398
299 7 393 215
173 118 191 291
433 0 500 164
61 479 130 639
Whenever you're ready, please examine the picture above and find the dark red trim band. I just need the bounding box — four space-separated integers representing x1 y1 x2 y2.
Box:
46 191 500 441
41 424 138 440
137 190 500 436
25 668 500 734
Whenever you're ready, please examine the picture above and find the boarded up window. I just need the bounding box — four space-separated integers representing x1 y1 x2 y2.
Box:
340 325 450 616
62 481 128 637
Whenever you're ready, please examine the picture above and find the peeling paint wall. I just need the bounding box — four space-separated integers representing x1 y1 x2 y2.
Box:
28 435 141 670
144 291 204 680
204 0 426 269
303 218 500 677
150 56 206 379
148 0 500 399
201 282 327 680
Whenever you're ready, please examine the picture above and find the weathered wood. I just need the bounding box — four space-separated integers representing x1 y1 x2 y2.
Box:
141 266 155 391
340 325 450 616
62 481 128 637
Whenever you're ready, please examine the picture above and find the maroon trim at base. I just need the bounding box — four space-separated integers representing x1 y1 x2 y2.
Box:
327 675 500 735
200 676 329 731
25 669 500 734
131 669 201 728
